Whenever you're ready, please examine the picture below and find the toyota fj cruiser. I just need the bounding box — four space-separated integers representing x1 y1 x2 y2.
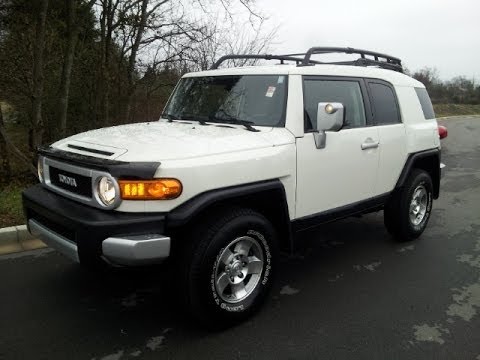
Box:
23 47 444 326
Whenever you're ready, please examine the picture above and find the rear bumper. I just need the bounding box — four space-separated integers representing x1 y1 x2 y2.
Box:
23 184 170 266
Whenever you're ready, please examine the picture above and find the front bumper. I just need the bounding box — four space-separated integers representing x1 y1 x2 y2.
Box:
23 184 170 266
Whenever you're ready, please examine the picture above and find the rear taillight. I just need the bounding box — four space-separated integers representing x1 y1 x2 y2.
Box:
438 125 448 139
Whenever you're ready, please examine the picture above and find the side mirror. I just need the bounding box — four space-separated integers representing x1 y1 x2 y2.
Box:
314 102 344 149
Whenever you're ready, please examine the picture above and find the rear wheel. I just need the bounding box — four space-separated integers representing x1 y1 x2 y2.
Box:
384 169 433 241
180 207 277 327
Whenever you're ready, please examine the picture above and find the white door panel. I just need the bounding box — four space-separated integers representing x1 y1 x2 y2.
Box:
295 127 380 218
375 124 407 195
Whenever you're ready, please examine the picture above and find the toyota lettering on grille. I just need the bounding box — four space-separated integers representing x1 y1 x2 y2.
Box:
58 174 78 187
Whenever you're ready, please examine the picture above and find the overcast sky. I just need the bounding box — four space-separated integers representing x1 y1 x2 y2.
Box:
256 0 480 81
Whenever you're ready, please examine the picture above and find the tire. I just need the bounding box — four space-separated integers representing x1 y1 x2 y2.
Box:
384 169 433 242
179 207 278 327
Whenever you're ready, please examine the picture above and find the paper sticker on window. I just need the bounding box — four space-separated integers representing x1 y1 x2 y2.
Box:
277 76 285 84
266 86 276 97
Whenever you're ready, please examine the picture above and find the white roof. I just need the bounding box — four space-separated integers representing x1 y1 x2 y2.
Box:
184 64 423 88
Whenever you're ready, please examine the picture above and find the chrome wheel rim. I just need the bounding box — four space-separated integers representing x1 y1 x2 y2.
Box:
409 185 428 226
214 236 264 304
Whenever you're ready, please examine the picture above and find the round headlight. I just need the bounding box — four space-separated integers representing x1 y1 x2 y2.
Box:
37 157 44 182
97 176 117 206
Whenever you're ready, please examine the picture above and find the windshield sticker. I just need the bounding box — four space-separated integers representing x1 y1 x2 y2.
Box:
266 86 276 97
277 76 285 84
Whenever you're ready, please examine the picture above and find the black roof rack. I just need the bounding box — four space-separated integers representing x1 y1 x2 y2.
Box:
210 54 322 70
210 47 403 73
301 47 402 72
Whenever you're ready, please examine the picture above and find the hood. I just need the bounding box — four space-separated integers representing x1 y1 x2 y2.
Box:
52 120 295 162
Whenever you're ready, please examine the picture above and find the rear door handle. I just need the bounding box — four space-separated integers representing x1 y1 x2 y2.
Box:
361 139 379 150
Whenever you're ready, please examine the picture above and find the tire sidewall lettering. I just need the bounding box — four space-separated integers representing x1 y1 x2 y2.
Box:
247 230 272 286
210 228 271 313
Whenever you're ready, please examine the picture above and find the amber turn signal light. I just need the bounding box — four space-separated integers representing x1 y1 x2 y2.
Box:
119 179 182 200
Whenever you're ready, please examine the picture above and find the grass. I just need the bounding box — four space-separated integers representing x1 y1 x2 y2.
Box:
1 104 35 227
0 181 33 228
433 104 480 118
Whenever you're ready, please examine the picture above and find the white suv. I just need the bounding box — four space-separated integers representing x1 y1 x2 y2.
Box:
23 47 444 326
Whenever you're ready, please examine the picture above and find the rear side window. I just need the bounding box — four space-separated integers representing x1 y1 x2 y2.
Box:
368 82 401 125
415 87 435 119
303 79 366 131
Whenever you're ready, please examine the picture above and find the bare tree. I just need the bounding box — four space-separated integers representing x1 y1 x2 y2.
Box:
412 67 439 89
0 103 11 180
185 16 277 71
123 0 153 123
96 0 116 126
30 0 49 152
57 0 96 138
0 104 36 176
89 0 270 124
96 0 135 126
117 0 210 122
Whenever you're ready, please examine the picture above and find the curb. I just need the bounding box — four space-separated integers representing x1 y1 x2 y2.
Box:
0 225 46 256
437 115 480 120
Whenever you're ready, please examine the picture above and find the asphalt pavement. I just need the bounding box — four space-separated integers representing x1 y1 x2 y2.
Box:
1 116 479 360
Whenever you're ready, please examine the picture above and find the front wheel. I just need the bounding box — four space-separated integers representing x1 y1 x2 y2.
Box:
180 207 277 327
384 169 433 242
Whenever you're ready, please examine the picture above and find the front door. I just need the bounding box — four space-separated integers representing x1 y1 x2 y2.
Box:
295 77 380 219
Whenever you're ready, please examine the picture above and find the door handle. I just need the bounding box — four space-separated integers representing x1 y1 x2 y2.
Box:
361 139 379 150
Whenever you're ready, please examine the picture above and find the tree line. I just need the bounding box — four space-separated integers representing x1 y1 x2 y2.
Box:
411 68 480 105
0 1 478 182
0 0 274 180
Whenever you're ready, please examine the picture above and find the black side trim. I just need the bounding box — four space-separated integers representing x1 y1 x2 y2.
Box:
395 149 440 198
38 146 160 179
167 179 289 227
292 193 390 233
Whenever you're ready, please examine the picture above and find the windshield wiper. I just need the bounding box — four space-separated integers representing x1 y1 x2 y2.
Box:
164 113 209 126
164 112 257 131
208 115 260 132
162 113 180 122
182 114 208 126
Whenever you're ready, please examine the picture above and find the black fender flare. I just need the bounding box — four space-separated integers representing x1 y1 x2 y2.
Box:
166 179 293 251
395 149 441 199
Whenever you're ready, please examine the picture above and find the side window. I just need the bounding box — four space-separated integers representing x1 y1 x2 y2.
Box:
303 79 366 131
368 82 401 125
415 87 436 119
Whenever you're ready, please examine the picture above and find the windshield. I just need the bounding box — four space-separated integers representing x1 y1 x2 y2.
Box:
163 75 288 127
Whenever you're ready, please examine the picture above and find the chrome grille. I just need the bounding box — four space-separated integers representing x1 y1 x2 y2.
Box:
41 156 121 210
